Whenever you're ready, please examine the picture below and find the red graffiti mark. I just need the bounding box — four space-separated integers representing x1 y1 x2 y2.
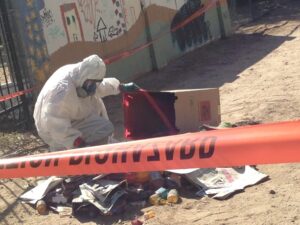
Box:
199 101 211 122
60 3 85 43
77 0 100 26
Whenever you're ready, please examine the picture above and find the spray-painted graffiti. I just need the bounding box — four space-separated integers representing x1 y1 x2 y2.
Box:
77 0 100 25
78 0 123 42
40 8 55 27
60 3 85 43
112 0 127 34
170 0 212 51
93 17 107 42
108 25 120 38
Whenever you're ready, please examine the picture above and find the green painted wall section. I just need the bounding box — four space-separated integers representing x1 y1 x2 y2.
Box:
7 0 232 85
147 3 232 70
106 2 232 82
106 47 153 82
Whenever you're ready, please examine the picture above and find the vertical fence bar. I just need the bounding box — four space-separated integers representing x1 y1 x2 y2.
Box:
0 0 32 129
0 14 17 121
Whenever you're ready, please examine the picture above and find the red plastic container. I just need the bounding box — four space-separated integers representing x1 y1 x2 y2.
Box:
122 90 179 140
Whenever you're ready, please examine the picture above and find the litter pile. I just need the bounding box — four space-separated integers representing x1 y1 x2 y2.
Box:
20 166 267 221
20 121 268 222
20 171 182 218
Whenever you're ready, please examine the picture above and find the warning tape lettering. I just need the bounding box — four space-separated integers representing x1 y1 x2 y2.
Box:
1 120 300 178
0 136 216 173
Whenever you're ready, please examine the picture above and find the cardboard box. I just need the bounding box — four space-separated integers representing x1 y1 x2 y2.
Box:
167 88 221 133
123 88 220 139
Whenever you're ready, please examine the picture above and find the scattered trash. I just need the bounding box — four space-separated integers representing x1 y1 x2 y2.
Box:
130 201 147 208
149 193 161 206
51 206 73 218
183 166 268 199
36 200 48 215
20 164 268 220
73 179 128 216
19 162 269 225
127 186 152 202
155 187 168 199
144 210 155 220
195 189 207 198
148 187 180 205
50 192 68 204
269 190 276 195
20 176 63 204
72 201 99 218
167 189 179 203
149 172 164 190
125 172 150 184
19 134 268 222
131 217 144 225
166 174 182 188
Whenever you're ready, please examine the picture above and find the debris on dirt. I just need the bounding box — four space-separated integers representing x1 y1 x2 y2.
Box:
143 210 155 220
19 162 267 222
36 200 48 215
131 217 144 225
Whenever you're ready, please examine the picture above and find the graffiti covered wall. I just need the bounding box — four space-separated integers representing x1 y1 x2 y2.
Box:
11 0 231 84
41 0 142 54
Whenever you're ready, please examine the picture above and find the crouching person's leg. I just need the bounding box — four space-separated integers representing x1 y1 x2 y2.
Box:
38 131 66 152
72 114 114 146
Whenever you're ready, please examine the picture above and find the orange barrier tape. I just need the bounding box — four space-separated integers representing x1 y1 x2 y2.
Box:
1 120 300 178
0 88 33 102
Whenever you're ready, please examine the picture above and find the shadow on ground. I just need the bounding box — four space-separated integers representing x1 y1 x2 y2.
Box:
105 31 295 137
135 33 294 90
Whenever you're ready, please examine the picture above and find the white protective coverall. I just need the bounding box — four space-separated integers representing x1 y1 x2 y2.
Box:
33 55 120 151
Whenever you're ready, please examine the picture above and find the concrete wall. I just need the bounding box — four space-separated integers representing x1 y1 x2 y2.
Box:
10 0 232 85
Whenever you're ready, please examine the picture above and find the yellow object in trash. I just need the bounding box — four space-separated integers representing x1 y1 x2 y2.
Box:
167 189 179 203
36 200 47 215
136 171 150 183
149 193 161 205
159 198 167 205
144 210 155 220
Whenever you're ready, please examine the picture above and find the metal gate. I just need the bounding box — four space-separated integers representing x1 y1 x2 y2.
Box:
0 1 33 131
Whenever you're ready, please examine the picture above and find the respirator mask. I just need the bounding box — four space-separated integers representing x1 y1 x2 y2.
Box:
76 79 103 98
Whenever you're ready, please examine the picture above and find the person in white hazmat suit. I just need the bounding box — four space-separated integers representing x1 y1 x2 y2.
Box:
34 54 138 151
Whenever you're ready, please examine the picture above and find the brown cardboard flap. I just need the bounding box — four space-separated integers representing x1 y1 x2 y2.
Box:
171 88 220 133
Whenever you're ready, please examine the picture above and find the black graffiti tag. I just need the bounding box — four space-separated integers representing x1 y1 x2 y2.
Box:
40 8 55 27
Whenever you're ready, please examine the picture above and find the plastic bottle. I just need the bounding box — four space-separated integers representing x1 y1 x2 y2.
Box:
167 189 179 204
155 187 168 199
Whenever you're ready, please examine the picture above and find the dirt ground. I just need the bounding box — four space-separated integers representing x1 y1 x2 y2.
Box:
1 0 300 224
